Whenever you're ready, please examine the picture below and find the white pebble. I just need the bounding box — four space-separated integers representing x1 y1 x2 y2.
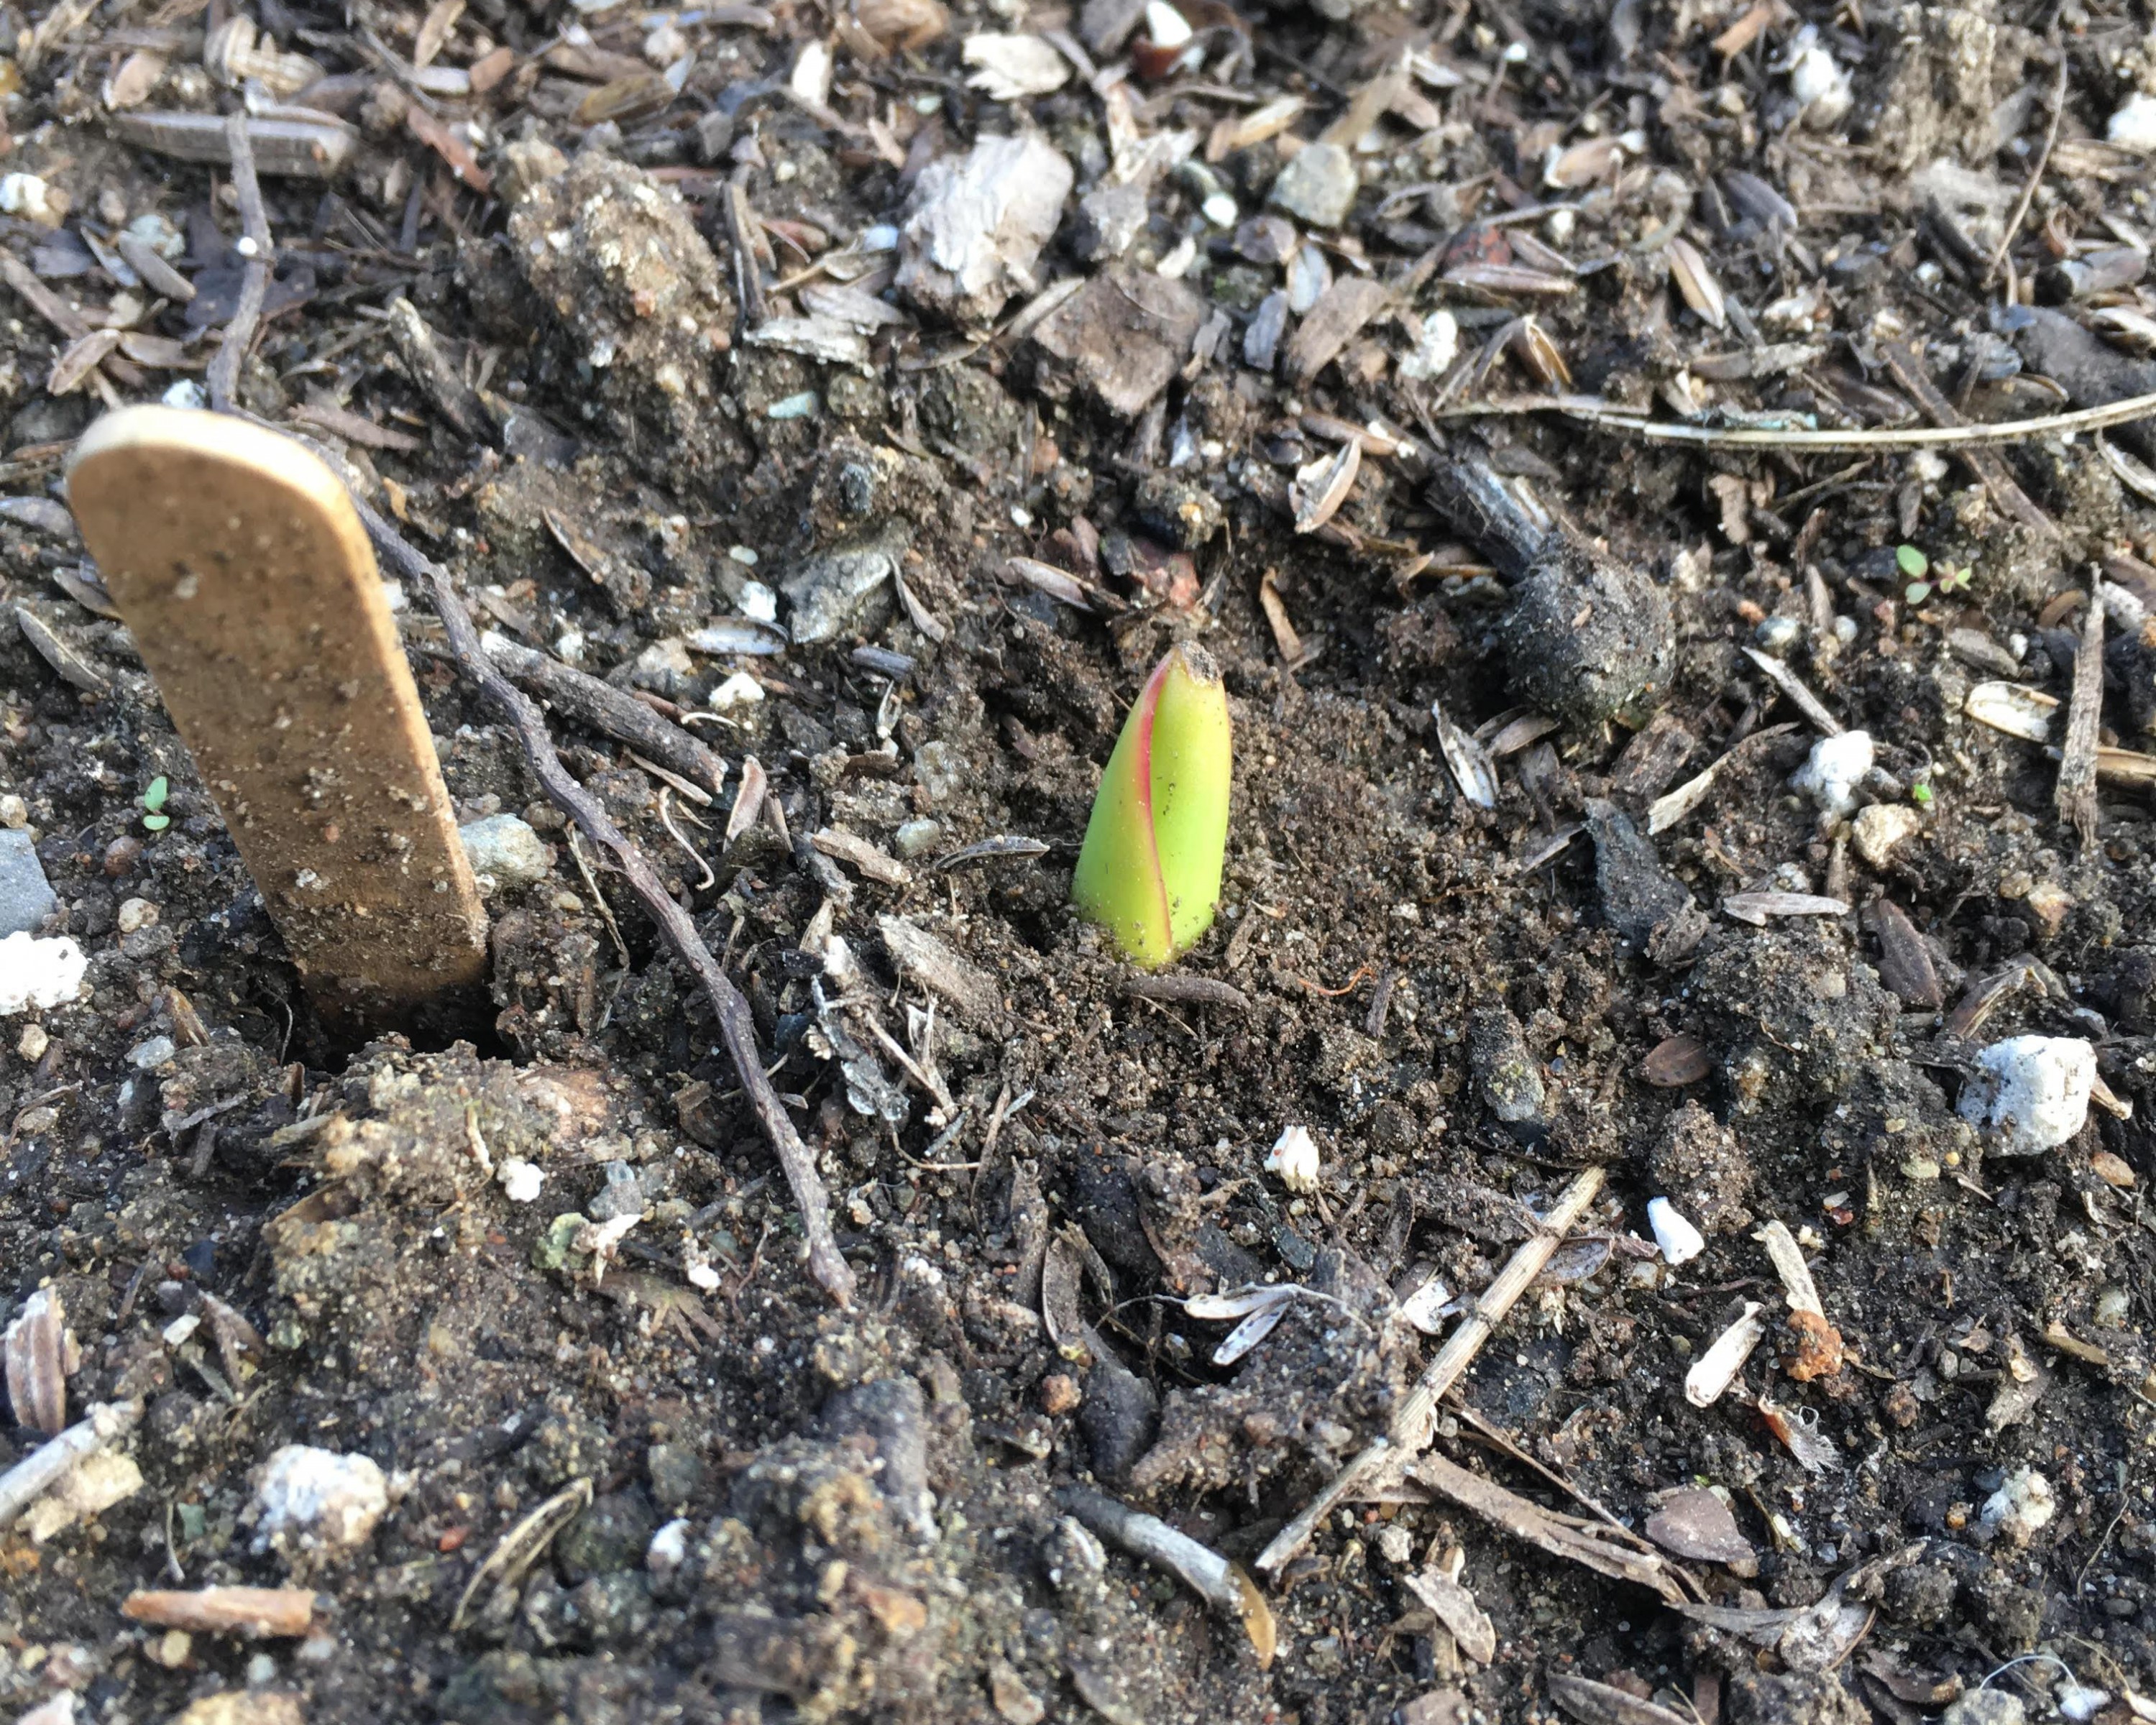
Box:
0 173 53 222
1958 1035 2094 1154
2059 1685 2111 1724
252 1445 389 1555
738 580 778 622
1789 730 1873 817
710 670 765 710
1787 41 1851 127
1647 1197 1705 1266
1397 309 1460 383
1978 1465 2055 1545
1265 1124 1321 1193
2109 92 2156 150
647 1517 691 1576
0 933 86 1016
1145 1 1192 46
497 1158 544 1203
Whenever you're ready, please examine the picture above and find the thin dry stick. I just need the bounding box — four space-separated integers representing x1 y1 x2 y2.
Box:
353 494 857 1307
1985 45 2068 290
1254 1164 1606 1575
0 1401 141 1530
2058 579 2106 848
206 113 273 413
1428 392 2156 450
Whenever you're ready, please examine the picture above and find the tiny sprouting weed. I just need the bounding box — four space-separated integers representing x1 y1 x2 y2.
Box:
142 774 170 832
1898 543 1972 604
1912 779 1935 807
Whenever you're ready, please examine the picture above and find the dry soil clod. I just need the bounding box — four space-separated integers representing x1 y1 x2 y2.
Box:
68 407 490 1037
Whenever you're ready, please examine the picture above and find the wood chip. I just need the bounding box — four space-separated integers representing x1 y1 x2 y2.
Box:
811 826 911 887
1881 341 2056 540
878 915 999 1022
1403 1569 1497 1664
121 1587 317 1637
1722 891 1848 924
2058 578 2105 847
1742 648 1841 735
1863 899 1942 1010
1283 276 1390 386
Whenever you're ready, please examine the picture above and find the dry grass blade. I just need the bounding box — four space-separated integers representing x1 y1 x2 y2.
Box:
1549 1671 1695 1725
451 1478 592 1632
1743 648 1841 735
1666 237 1725 331
1413 1452 1689 1606
1722 891 1849 924
1555 389 2156 448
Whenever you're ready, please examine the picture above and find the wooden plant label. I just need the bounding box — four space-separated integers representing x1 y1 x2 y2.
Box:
68 406 488 1032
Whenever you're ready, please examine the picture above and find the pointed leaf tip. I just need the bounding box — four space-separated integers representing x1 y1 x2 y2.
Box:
1072 643 1231 967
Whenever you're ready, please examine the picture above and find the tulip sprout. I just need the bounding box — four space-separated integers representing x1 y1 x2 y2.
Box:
1071 643 1231 967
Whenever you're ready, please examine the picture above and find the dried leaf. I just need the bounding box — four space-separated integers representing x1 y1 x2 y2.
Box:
1645 1489 1756 1570
1550 1672 1692 1725
48 328 120 395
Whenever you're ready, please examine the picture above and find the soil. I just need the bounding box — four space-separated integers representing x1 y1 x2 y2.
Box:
4 0 2156 1722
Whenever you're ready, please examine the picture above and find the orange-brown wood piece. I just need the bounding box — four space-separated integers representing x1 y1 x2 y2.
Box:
68 407 487 1033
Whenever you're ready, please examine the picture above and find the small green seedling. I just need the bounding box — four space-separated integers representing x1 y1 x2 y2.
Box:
1072 643 1232 969
1897 544 1971 605
142 775 170 832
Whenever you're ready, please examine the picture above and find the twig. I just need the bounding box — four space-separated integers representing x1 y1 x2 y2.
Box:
0 1401 141 1530
1427 392 2156 449
1881 341 2055 538
1254 1164 1606 1574
207 113 273 414
723 170 769 329
1059 1485 1276 1665
2058 578 2105 847
356 494 857 1307
1986 45 2068 289
447 635 729 794
1123 975 1252 1012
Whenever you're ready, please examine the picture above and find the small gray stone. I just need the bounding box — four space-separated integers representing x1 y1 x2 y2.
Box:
629 637 695 698
1069 182 1148 262
912 740 963 804
892 818 943 860
460 814 552 893
127 1035 177 1070
1268 142 1358 229
0 829 57 938
589 1160 654 1223
1942 1692 2025 1725
781 529 905 645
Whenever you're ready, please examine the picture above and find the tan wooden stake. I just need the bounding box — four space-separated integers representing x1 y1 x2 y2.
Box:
68 406 487 1034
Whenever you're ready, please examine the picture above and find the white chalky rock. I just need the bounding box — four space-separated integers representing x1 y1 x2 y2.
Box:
1958 1035 2095 1154
1789 730 1873 818
2109 92 2156 149
1647 1197 1706 1266
1265 1125 1321 1193
647 1517 691 1576
0 932 86 1015
252 1445 389 1555
497 1158 545 1203
1787 37 1852 127
710 671 765 710
1979 1466 2056 1545
460 814 551 894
